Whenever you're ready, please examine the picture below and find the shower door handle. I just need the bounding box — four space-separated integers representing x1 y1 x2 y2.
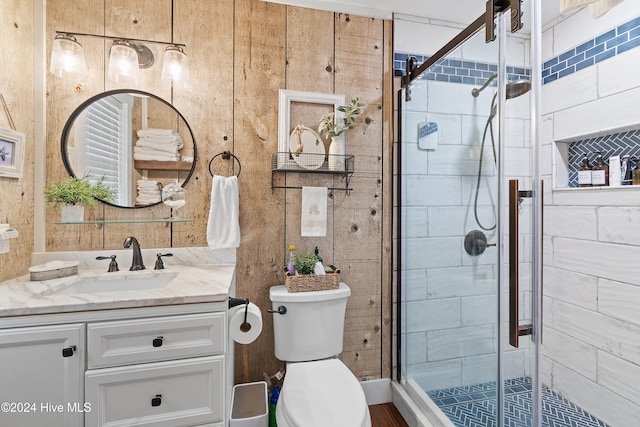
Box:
509 180 534 348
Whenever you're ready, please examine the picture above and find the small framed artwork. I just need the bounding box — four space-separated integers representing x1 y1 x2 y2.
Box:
277 89 346 169
0 127 26 179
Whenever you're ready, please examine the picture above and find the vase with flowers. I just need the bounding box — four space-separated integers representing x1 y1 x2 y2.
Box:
318 97 364 171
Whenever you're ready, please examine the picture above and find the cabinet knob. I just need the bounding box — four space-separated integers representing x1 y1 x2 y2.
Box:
62 346 77 357
151 394 162 407
152 337 163 347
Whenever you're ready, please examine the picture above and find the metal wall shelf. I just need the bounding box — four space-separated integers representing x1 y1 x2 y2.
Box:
271 152 354 194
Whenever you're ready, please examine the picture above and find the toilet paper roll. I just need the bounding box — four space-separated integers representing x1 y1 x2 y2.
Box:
229 302 263 344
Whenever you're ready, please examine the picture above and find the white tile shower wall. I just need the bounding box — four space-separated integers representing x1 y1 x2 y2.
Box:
542 5 640 424
397 17 532 390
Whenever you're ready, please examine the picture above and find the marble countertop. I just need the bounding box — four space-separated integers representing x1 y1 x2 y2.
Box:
0 247 236 317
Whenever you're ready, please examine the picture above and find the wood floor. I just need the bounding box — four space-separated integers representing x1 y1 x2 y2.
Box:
370 403 409 427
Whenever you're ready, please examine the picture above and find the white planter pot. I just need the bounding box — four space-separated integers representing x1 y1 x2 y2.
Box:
60 205 84 222
328 137 345 171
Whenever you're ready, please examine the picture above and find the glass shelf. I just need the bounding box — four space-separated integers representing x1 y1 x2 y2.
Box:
54 217 195 226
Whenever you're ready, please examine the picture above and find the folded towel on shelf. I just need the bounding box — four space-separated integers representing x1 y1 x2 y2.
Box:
133 153 180 161
589 0 623 17
301 186 327 237
207 175 240 249
136 179 162 205
136 139 183 153
137 128 176 137
138 135 183 144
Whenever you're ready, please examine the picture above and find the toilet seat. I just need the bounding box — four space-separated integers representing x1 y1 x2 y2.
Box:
276 358 371 427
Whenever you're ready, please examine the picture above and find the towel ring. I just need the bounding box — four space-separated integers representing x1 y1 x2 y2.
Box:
208 151 241 177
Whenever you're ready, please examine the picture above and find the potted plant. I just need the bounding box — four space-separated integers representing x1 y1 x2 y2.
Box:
44 175 114 222
318 97 364 171
293 252 320 275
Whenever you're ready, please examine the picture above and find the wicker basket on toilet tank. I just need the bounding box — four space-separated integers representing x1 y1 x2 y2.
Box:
285 271 339 292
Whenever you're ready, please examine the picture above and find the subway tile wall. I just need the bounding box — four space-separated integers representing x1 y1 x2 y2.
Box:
541 4 640 426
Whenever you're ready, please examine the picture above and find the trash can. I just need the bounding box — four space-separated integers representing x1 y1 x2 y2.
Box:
229 381 268 427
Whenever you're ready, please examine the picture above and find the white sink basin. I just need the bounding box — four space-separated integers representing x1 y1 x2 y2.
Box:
52 272 178 295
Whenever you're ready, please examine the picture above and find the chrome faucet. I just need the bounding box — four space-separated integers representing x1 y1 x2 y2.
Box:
123 236 145 271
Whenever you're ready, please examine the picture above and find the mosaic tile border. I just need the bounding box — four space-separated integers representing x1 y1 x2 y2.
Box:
427 377 611 427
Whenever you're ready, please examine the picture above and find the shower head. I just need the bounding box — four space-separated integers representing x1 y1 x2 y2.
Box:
471 74 531 99
506 80 531 99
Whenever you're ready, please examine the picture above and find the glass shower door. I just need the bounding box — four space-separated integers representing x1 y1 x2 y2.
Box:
398 8 540 427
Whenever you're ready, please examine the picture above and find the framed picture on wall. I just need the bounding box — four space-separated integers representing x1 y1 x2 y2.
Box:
277 89 346 169
0 127 26 179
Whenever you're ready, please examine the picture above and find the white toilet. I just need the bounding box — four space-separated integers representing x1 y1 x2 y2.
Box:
269 283 372 427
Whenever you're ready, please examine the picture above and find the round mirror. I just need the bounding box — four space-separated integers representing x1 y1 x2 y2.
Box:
61 89 197 209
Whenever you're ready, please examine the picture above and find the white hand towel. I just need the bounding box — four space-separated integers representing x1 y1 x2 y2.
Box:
589 0 624 17
559 0 597 13
301 187 327 237
207 175 240 249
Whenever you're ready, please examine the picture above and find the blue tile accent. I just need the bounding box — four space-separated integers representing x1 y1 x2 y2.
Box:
542 16 640 85
427 377 611 427
395 16 640 87
617 16 640 34
392 52 525 87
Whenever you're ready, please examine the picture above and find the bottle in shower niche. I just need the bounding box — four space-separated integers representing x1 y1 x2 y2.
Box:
621 155 633 185
287 245 296 276
591 152 608 186
633 158 640 185
578 154 592 187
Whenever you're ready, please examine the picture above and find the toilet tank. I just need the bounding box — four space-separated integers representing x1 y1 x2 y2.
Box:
269 283 350 362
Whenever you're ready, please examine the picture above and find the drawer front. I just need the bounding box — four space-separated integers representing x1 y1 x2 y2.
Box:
85 355 225 427
87 312 225 368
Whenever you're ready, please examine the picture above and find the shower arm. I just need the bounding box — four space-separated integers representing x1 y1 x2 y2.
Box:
471 74 497 97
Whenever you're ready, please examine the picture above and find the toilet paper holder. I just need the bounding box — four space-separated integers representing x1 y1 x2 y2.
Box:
229 297 252 332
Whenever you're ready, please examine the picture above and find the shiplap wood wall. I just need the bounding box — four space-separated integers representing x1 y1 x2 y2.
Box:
0 1 35 282
43 0 393 382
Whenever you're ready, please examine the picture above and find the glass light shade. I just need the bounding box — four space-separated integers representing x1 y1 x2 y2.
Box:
108 40 140 84
161 45 189 86
49 34 87 80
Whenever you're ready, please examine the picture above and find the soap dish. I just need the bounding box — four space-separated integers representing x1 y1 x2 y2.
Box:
29 260 79 281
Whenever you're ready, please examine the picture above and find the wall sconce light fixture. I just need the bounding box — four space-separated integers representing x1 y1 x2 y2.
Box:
108 40 140 84
49 34 87 80
50 31 189 86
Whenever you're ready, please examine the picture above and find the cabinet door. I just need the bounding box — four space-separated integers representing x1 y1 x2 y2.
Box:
85 355 224 427
0 323 85 427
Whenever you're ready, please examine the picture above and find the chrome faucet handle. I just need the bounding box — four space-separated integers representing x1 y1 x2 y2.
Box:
96 255 119 272
154 253 173 270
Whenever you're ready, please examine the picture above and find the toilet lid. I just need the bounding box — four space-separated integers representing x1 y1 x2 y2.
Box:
278 359 368 427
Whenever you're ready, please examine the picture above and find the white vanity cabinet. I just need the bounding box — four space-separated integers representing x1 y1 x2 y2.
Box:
0 303 229 427
0 323 85 427
85 312 226 427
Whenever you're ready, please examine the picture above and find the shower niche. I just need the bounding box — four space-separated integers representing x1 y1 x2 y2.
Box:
554 127 640 189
